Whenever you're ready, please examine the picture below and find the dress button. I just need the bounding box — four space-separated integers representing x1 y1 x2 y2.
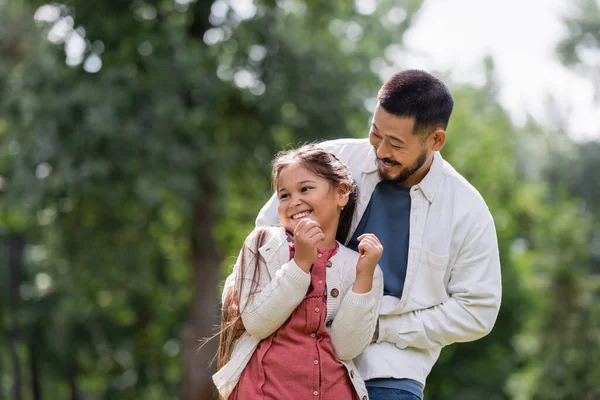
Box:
314 391 319 396
311 333 316 338
314 360 319 365
326 261 332 268
330 288 339 298
314 307 320 313
317 253 323 258
318 280 323 285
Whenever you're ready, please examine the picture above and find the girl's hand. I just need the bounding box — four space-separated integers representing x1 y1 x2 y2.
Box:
293 219 325 272
353 233 383 293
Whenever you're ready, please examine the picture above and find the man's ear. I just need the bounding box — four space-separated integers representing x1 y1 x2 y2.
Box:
430 128 446 152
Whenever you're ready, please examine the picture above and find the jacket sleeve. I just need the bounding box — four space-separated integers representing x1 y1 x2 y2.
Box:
228 229 311 340
255 193 280 227
378 211 502 349
330 265 383 360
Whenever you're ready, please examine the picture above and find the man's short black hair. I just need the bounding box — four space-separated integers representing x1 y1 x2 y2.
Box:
377 69 454 135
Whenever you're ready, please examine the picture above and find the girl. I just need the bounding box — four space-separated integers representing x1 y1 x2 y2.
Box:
213 145 383 400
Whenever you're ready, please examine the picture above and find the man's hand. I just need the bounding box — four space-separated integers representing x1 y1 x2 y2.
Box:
293 219 325 273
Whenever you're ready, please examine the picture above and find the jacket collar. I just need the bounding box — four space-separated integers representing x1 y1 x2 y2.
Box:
360 145 445 204
416 151 444 203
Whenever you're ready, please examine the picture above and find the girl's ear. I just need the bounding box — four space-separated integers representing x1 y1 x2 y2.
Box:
337 184 350 209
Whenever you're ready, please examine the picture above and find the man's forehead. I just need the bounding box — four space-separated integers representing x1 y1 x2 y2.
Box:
370 113 415 141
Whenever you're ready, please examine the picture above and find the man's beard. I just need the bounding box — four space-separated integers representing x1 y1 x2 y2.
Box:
377 147 429 185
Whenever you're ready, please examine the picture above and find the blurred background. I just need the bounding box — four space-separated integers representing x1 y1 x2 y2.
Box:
1 0 599 399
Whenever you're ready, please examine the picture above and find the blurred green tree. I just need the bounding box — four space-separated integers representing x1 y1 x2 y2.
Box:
519 2 600 398
1 1 597 399
0 0 421 399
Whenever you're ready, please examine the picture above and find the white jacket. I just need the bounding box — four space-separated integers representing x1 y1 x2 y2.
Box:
214 225 383 399
255 138 502 386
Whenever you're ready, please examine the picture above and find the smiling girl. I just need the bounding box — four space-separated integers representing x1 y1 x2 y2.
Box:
213 145 383 400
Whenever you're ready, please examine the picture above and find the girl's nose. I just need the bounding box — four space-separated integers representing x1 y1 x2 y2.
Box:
290 196 302 207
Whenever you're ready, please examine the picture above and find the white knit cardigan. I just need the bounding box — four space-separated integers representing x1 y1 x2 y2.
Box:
213 225 383 400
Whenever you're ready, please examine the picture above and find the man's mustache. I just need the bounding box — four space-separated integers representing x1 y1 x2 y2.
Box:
377 157 400 166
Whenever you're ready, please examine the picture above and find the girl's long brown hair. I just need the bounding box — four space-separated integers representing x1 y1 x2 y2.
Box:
217 145 357 370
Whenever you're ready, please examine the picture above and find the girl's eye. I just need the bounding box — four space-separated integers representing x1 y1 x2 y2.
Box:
301 186 313 192
279 193 289 200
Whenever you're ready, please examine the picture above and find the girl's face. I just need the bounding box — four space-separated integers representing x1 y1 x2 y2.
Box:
276 163 348 241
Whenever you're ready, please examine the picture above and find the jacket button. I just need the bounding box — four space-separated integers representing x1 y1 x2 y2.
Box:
362 396 367 400
325 319 332 328
326 260 332 268
350 370 355 378
330 288 339 298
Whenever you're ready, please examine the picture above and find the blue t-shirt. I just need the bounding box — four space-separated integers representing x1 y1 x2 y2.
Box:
347 181 423 399
348 181 411 297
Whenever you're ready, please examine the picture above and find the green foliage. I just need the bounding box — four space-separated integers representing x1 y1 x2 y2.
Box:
0 0 598 399
0 0 423 398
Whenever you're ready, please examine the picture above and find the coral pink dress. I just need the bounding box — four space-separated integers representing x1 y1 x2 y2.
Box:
230 236 356 399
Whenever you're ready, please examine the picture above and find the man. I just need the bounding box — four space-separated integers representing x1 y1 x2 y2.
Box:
252 69 502 399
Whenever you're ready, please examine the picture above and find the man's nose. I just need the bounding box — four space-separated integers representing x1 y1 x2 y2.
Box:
376 142 391 159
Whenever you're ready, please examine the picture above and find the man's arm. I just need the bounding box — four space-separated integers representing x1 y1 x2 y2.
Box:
255 192 280 227
378 210 502 349
221 192 279 303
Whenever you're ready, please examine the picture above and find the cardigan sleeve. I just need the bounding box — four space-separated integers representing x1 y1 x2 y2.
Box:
329 265 383 361
230 229 311 340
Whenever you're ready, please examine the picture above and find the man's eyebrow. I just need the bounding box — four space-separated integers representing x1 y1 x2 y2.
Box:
371 122 406 144
388 135 406 145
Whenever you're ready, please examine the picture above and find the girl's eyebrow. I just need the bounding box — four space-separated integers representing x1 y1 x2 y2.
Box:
277 180 317 192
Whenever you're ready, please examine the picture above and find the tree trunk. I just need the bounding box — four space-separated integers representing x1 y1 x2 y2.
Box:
67 369 82 400
8 234 25 400
28 323 42 400
181 181 221 400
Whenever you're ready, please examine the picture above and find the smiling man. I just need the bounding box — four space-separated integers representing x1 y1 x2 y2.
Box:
254 69 502 400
